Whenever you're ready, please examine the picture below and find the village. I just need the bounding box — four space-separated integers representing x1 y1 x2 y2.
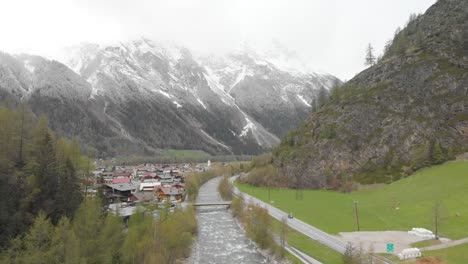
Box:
85 160 213 218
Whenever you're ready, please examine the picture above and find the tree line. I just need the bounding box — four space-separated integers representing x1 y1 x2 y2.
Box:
1 198 197 264
0 106 89 250
230 195 290 260
0 105 198 263
185 162 246 202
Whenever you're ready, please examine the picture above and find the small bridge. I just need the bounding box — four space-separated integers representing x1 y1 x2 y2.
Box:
194 202 231 207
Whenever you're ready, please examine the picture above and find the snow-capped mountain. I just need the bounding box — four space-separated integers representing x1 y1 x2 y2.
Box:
200 43 340 136
0 38 340 156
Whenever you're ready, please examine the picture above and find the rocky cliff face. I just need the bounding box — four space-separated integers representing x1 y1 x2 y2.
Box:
0 40 339 156
272 0 468 189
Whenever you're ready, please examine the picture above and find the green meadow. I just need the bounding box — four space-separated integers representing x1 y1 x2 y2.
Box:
236 161 468 240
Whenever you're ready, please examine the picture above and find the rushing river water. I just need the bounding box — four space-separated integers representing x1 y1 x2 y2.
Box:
185 177 267 264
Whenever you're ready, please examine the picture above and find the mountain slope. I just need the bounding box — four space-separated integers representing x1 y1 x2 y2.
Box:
59 39 339 154
0 40 339 156
0 52 144 156
200 46 340 137
271 0 468 188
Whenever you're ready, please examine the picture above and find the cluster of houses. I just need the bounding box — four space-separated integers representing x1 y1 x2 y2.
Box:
88 162 210 207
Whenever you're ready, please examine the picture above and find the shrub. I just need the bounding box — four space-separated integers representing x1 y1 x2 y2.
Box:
319 124 337 139
218 176 233 201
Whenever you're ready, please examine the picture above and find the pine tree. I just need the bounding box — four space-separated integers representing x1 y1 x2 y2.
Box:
411 142 431 170
16 105 28 168
310 98 318 112
383 39 393 57
122 208 154 263
73 198 105 263
0 107 91 252
99 214 124 264
57 158 83 218
432 142 446 164
392 29 409 55
69 138 82 171
317 86 329 108
22 212 54 264
364 43 376 66
26 118 61 222
50 217 81 264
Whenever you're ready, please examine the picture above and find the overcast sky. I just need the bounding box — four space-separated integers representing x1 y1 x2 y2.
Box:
0 0 436 80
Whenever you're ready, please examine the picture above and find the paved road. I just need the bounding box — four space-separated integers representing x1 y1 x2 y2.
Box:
421 237 468 251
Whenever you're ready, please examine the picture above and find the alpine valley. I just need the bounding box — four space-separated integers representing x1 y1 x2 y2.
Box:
0 40 340 156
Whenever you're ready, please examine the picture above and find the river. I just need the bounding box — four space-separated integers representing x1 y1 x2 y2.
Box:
185 177 267 264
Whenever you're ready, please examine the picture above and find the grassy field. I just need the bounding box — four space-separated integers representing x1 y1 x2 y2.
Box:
236 161 468 240
420 243 468 263
269 217 343 264
163 149 211 161
410 239 441 248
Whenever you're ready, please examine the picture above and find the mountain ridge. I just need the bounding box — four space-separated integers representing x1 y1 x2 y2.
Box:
0 39 340 156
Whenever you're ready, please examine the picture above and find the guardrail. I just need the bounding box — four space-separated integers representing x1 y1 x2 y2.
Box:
194 202 231 207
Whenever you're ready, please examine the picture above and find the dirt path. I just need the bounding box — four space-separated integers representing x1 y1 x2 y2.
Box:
421 237 468 251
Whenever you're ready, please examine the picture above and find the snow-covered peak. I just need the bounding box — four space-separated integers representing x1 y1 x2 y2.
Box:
231 40 317 75
59 42 100 75
119 38 183 63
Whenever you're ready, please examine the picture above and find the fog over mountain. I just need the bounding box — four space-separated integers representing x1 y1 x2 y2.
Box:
0 0 438 156
0 0 436 80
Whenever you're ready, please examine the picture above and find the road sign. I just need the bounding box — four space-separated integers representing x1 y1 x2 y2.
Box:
386 243 394 253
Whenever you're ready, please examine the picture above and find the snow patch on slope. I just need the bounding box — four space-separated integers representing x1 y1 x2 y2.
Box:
234 105 259 140
173 101 182 108
88 74 99 99
158 90 172 99
197 98 207 110
230 66 251 91
23 60 35 73
203 69 235 106
297 94 311 107
240 117 255 137
200 129 230 150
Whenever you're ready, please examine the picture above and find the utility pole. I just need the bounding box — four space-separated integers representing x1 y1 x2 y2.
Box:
267 174 271 202
268 186 271 202
354 200 360 231
434 200 440 240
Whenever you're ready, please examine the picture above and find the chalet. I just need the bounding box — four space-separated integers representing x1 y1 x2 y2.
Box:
92 169 104 178
139 180 161 191
171 169 181 177
103 177 114 184
128 192 155 202
104 183 138 202
112 177 131 184
139 172 159 181
172 182 185 191
160 175 174 185
114 171 132 178
101 171 114 177
157 187 183 201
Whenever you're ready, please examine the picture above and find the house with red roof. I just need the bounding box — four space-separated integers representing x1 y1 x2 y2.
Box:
112 177 131 184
